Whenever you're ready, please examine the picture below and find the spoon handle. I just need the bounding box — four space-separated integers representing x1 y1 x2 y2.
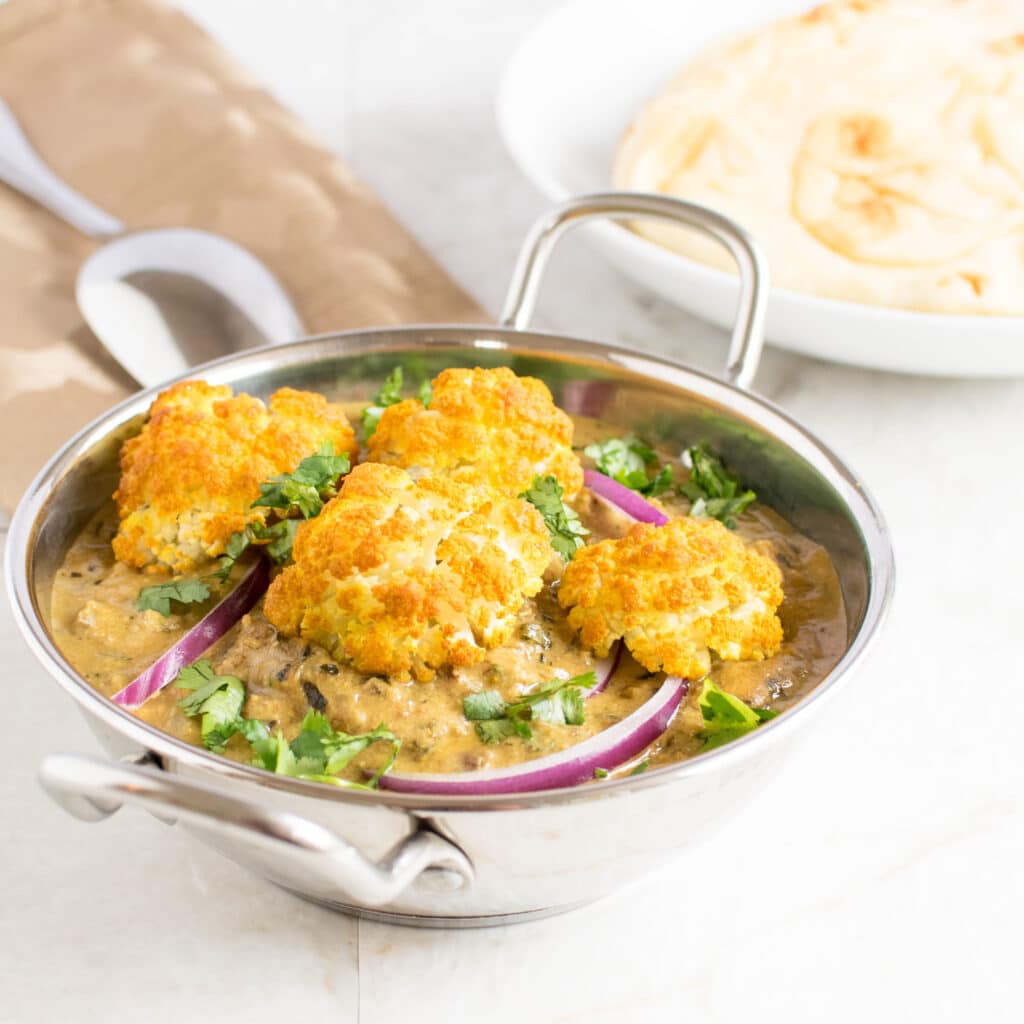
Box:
0 97 124 239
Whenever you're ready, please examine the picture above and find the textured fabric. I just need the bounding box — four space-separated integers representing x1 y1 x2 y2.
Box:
0 0 482 512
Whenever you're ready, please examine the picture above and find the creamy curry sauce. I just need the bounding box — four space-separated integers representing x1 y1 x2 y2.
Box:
50 415 847 782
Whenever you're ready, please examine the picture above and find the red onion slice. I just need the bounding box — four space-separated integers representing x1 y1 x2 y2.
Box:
112 559 270 709
588 641 622 696
583 469 668 526
380 676 686 795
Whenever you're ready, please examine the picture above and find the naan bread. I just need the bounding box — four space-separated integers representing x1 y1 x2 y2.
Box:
614 0 1024 315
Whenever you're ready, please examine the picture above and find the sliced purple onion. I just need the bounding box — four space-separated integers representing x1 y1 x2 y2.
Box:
588 641 622 696
112 559 270 709
583 469 668 526
380 676 686 795
560 380 616 418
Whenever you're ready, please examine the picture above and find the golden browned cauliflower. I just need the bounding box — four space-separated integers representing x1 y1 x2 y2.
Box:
558 517 784 679
113 380 357 573
263 462 552 681
367 366 583 497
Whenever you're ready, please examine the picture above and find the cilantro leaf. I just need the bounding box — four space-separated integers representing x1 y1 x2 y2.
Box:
519 475 588 560
361 367 435 438
474 719 520 744
251 519 299 565
207 443 347 581
283 711 401 787
208 527 254 584
174 659 246 753
630 760 650 775
175 662 400 786
362 367 405 438
584 434 675 497
697 679 778 750
252 441 350 520
533 685 586 727
644 465 675 498
467 671 597 743
135 577 211 617
463 691 508 721
680 444 756 529
248 728 296 774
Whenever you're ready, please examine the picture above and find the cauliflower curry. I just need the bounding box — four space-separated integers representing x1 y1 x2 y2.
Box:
50 368 847 786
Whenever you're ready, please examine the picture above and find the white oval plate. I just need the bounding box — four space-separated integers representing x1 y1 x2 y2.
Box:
497 0 1024 377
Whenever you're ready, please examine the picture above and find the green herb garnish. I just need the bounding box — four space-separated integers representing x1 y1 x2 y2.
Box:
252 441 350 520
697 679 777 750
252 711 400 788
679 444 756 529
135 577 211 616
205 526 254 585
463 670 597 744
362 366 434 438
143 441 347 613
251 519 300 565
174 662 400 786
174 659 247 752
519 475 588 560
362 367 405 438
204 441 346 588
584 434 674 497
629 760 650 775
593 767 610 779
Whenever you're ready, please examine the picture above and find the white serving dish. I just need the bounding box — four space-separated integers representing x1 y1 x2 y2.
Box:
497 0 1024 377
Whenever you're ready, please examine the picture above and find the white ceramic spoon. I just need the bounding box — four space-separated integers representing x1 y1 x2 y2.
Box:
0 97 305 388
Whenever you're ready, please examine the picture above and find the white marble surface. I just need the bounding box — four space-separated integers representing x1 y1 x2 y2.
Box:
2 1 1022 1021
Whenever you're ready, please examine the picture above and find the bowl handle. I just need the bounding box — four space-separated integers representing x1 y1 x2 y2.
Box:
39 752 474 905
499 192 769 390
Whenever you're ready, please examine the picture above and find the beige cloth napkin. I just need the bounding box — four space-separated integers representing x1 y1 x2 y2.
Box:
0 0 483 512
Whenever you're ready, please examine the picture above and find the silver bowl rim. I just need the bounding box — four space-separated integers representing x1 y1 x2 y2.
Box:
5 323 895 812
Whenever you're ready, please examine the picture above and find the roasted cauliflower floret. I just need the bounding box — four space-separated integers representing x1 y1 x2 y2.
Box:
367 366 583 497
558 517 784 679
263 462 552 681
113 380 357 573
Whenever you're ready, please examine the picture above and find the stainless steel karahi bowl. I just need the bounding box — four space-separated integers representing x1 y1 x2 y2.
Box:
5 195 894 927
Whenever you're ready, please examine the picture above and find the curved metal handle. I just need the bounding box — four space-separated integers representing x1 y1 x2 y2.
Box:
500 192 769 390
39 753 473 906
0 97 123 239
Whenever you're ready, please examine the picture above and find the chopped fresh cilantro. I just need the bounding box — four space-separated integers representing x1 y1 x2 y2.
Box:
629 760 650 775
205 442 346 583
251 518 299 565
362 366 434 437
208 527 254 584
679 444 756 529
268 712 401 787
175 662 400 786
697 679 777 750
211 516 300 582
593 767 610 779
362 367 405 438
584 434 674 497
474 718 524 744
252 441 350 520
463 690 508 721
135 577 211 617
174 659 246 753
465 671 597 744
520 475 588 560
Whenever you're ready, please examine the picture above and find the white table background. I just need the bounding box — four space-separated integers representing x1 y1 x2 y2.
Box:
2 1 1021 1021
